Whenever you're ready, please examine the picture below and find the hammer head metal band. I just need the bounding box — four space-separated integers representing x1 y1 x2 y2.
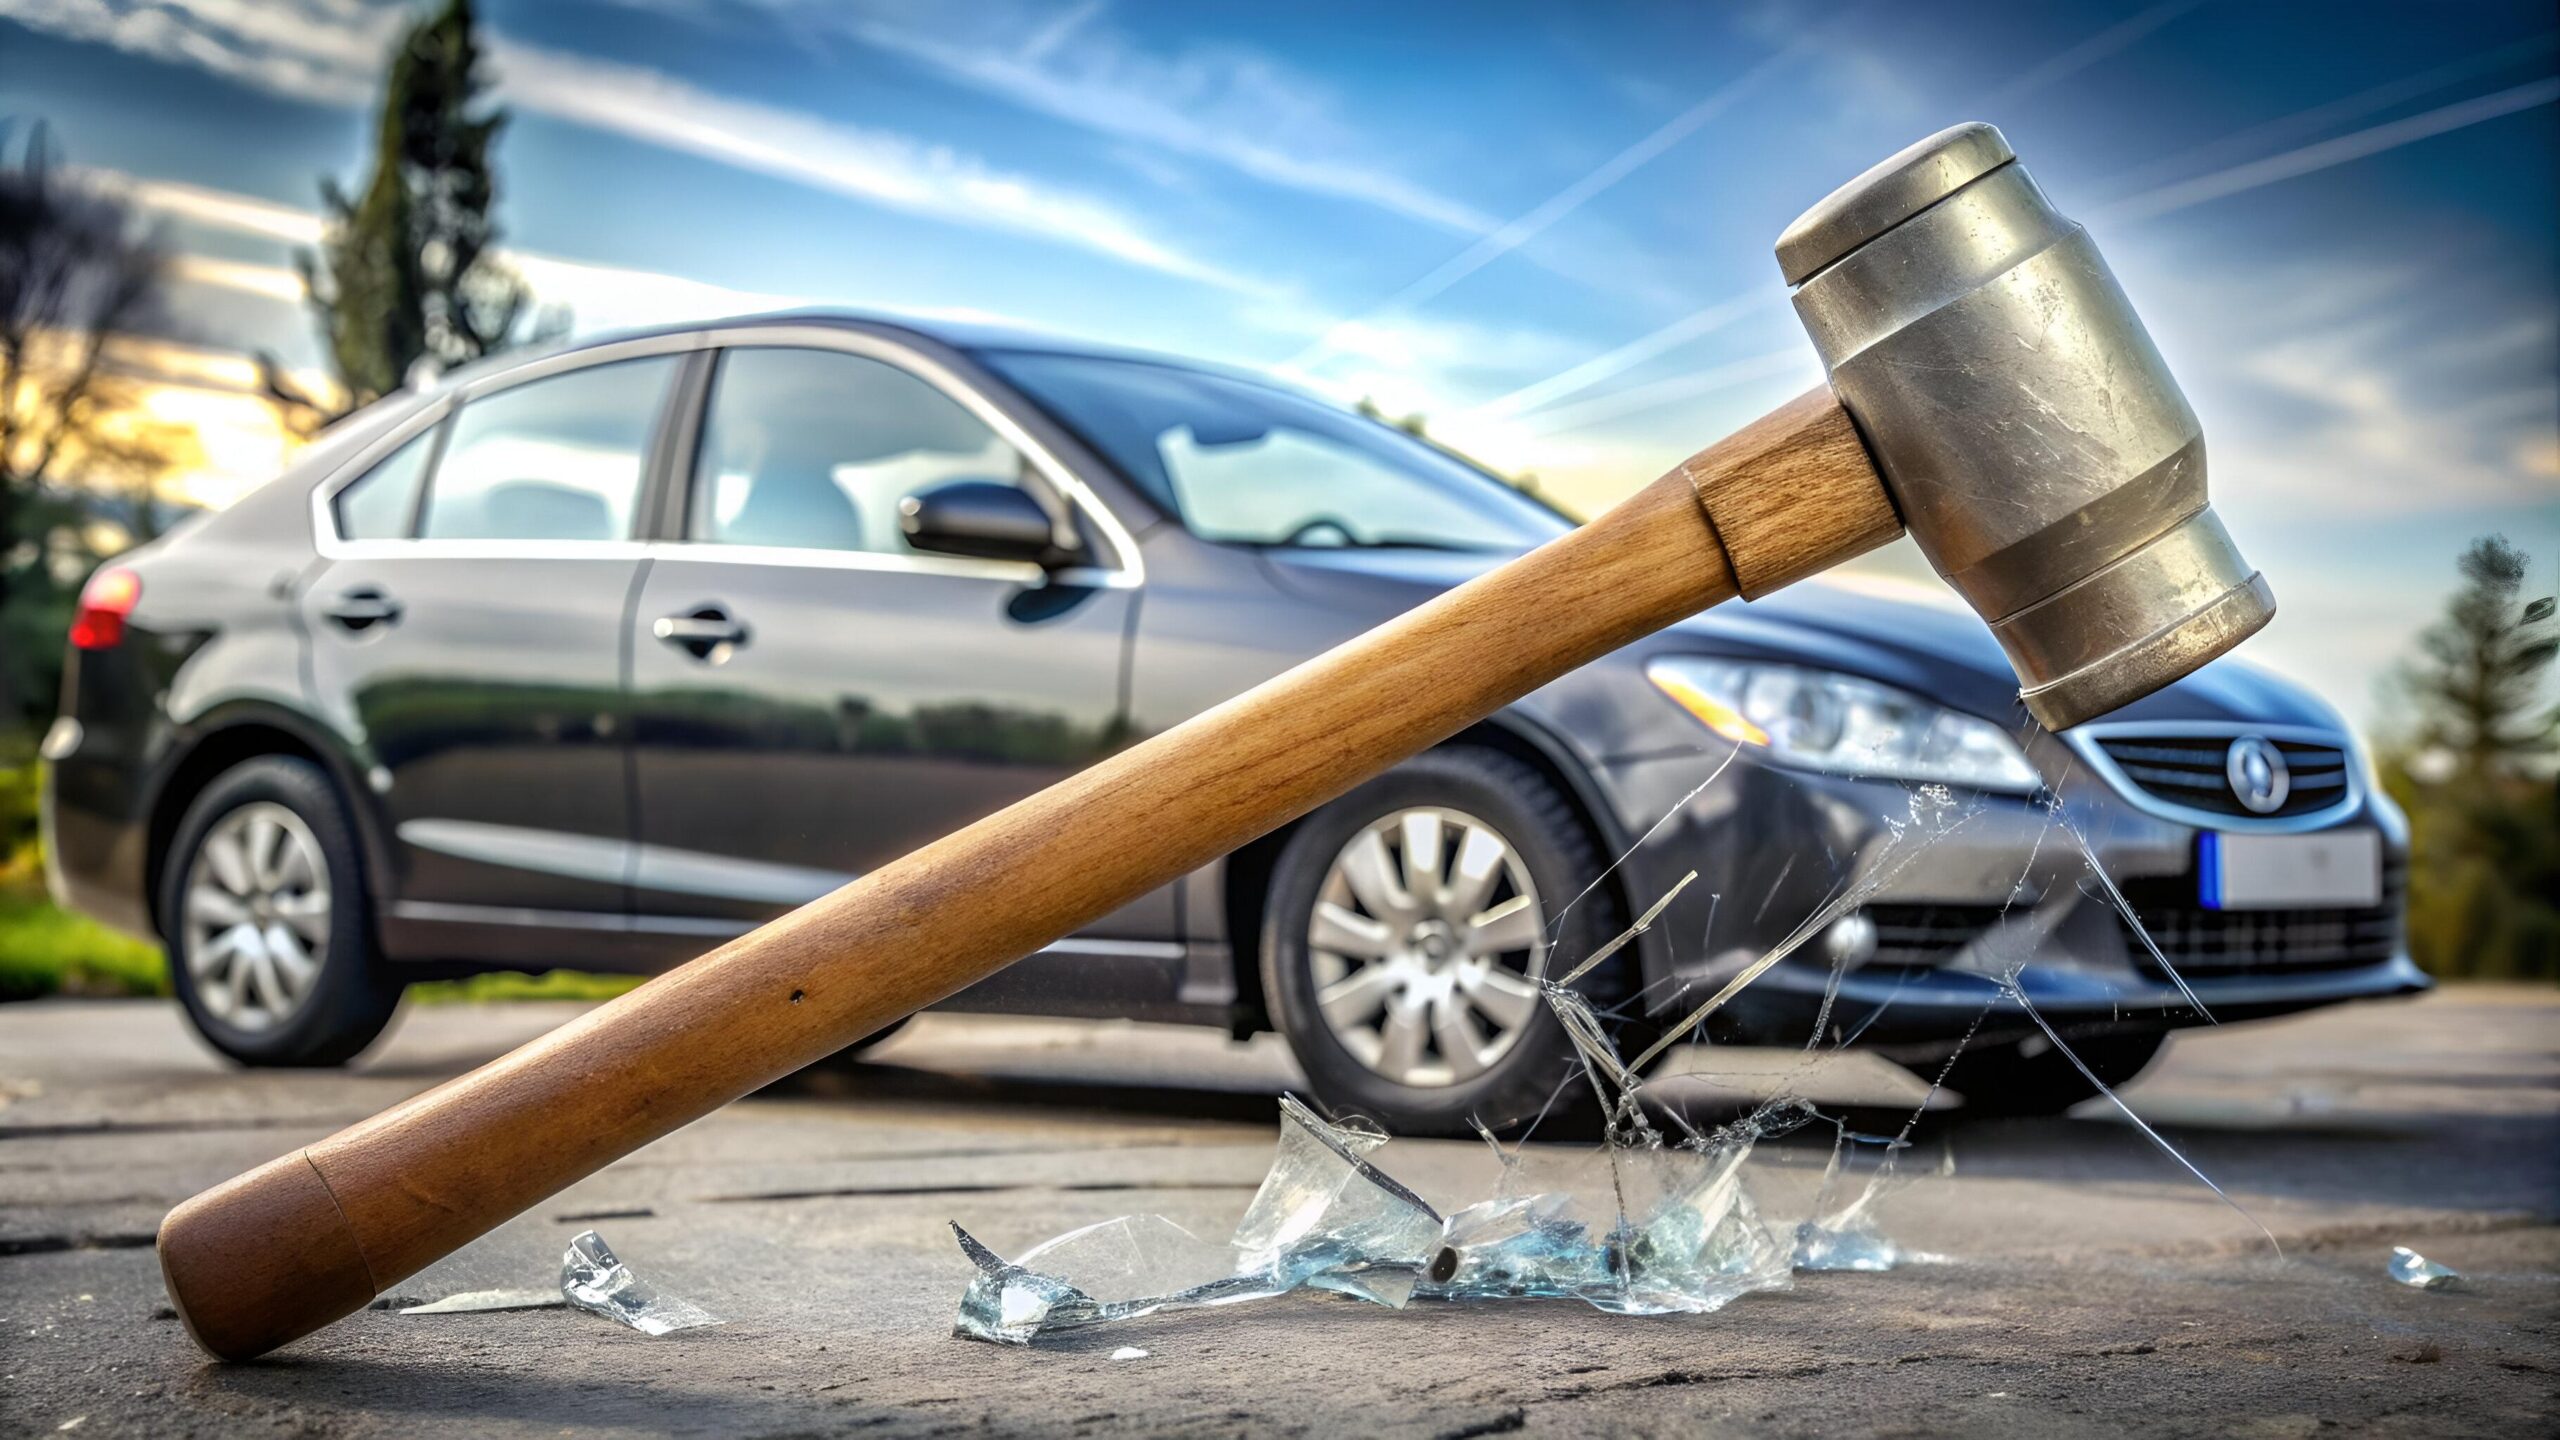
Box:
1778 121 2275 730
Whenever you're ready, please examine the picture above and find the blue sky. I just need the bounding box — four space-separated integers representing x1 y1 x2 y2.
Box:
3 0 2554 731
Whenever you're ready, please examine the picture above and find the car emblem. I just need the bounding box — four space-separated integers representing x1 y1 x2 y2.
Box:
2225 735 2290 815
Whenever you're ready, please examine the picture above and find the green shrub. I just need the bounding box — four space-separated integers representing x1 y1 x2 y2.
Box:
0 882 167 1000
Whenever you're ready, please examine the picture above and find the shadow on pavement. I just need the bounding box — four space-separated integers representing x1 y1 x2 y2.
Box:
192 1351 897 1435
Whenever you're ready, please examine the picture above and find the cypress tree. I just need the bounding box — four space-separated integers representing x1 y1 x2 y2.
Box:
266 0 546 432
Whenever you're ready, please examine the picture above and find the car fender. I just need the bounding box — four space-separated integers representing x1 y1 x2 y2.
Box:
142 696 397 918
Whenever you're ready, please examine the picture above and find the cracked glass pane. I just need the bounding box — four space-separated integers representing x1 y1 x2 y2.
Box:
560 1230 725 1336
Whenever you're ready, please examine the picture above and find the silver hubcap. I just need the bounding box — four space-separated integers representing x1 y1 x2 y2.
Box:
1308 806 1546 1088
182 802 330 1033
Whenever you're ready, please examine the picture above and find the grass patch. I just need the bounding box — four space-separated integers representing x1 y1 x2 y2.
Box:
2 853 637 1006
408 970 644 1003
0 884 168 1001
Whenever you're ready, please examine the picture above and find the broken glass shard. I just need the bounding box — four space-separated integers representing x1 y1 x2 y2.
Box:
397 1288 566 1315
953 1097 1445 1344
1423 1138 1793 1313
1421 1193 1605 1299
1589 1140 1794 1315
561 1230 725 1335
1793 1209 1901 1272
950 1216 1277 1345
952 1224 1108 1344
1231 1096 1444 1302
2388 1246 2462 1291
1017 1213 1243 1300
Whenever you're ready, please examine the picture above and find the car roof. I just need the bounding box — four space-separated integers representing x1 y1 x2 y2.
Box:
414 308 1310 404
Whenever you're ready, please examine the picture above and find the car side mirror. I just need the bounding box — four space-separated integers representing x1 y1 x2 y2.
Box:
898 479 1061 565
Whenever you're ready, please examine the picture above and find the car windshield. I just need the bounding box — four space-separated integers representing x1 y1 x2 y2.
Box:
977 349 1568 552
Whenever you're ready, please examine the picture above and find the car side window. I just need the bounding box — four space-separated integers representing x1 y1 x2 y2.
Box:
332 425 438 540
690 347 1036 556
419 356 678 542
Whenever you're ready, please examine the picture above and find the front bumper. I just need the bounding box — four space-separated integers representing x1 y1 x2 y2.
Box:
1586 740 2426 1050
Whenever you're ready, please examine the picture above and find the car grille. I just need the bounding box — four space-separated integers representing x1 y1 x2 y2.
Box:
2084 730 2352 821
1867 904 2011 967
2114 855 2407 980
1861 855 2406 980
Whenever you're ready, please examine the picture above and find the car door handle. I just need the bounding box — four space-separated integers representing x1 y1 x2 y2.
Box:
653 606 748 659
322 587 402 630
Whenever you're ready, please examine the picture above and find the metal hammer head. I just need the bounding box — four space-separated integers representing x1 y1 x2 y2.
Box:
1778 122 2273 730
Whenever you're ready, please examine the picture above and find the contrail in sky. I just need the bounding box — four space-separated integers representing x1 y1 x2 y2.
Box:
1468 287 1782 421
2091 32 2557 198
1278 40 1807 372
1460 3 2204 424
1514 348 1811 437
2100 76 2560 224
1977 0 2209 113
1506 67 2560 433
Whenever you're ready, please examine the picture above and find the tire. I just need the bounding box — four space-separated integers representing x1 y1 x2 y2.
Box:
159 755 402 1067
1915 1031 2168 1116
1259 746 1636 1137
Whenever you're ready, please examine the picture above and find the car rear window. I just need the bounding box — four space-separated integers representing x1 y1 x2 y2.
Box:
420 357 679 543
332 427 437 541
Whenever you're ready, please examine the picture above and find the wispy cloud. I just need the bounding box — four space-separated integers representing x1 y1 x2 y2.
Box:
108 172 324 245
2142 247 2559 517
823 0 1501 236
490 40 1264 292
110 170 830 333
2 0 1262 290
0 0 392 103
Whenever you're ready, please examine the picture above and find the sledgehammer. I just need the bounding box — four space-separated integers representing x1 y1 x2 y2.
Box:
159 123 2272 1359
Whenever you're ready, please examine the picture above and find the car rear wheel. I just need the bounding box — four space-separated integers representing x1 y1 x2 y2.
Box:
160 756 402 1067
1915 1031 2168 1116
1260 747 1634 1136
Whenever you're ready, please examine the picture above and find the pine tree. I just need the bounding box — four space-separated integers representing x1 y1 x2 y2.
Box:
2403 536 2557 781
264 0 550 434
2385 536 2558 981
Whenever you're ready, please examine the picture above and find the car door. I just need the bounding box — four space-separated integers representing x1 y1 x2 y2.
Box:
302 343 689 948
622 335 1148 952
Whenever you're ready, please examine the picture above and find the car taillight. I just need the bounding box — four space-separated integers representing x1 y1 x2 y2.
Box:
70 566 142 650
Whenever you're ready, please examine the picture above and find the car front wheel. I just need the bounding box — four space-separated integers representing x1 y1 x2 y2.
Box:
160 756 402 1067
1260 747 1632 1136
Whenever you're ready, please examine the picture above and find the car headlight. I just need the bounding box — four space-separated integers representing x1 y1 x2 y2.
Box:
1644 657 2041 794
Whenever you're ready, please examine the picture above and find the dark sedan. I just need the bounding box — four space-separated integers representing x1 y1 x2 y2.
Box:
41 312 2425 1132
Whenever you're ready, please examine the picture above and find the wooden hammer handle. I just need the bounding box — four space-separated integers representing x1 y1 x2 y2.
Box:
159 387 1893 1360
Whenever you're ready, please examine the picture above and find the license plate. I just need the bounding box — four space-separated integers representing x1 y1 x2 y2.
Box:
2201 830 2382 910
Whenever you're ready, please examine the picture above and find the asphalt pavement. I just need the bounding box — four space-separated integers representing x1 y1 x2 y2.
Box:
2 987 2555 1437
